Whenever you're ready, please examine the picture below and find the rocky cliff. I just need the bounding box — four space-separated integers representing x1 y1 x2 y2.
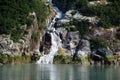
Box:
39 0 120 65
0 0 120 65
0 0 56 59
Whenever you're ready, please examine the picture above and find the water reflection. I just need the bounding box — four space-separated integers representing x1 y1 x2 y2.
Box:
0 64 120 80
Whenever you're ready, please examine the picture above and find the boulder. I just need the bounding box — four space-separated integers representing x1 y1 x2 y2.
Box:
65 31 80 55
74 39 91 57
90 48 113 62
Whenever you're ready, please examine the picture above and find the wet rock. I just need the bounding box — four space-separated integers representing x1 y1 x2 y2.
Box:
56 27 67 40
43 32 51 45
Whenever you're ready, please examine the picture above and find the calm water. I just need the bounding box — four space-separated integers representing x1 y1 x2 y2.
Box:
0 64 120 80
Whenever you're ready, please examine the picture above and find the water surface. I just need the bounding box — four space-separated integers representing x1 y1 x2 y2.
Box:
0 64 120 80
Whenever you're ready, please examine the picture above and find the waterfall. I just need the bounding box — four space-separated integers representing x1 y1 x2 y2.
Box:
36 30 62 64
36 0 62 64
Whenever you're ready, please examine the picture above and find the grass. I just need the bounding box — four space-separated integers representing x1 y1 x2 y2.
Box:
106 56 116 61
0 55 40 64
53 54 86 64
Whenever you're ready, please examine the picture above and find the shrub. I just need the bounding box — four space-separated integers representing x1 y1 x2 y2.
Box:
72 20 90 37
11 27 24 42
74 0 120 28
57 48 66 55
90 37 108 50
0 0 49 41
26 17 34 26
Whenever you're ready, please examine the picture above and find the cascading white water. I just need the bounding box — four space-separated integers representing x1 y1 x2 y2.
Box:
36 0 62 64
36 31 61 64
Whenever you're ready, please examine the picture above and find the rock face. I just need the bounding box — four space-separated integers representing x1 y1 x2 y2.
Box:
0 35 29 56
74 39 91 57
0 1 57 57
0 0 120 65
64 31 80 55
90 48 113 64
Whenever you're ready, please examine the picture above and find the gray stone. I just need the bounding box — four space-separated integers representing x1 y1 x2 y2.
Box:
65 31 80 55
34 49 40 55
19 39 25 44
0 40 8 49
2 51 12 56
74 39 91 57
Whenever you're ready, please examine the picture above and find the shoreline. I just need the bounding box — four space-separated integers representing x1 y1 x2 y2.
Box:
0 54 120 66
53 54 120 65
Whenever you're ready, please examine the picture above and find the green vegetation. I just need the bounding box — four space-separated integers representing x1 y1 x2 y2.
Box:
0 0 49 41
0 55 40 64
72 20 90 37
53 54 88 64
54 54 72 64
90 37 108 50
77 0 120 28
69 0 120 28
106 56 115 61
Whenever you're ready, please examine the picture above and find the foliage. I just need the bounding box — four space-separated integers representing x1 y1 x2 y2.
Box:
54 54 72 64
71 20 90 37
0 0 49 41
70 0 120 28
26 16 34 27
11 27 24 42
54 54 84 64
90 37 108 50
